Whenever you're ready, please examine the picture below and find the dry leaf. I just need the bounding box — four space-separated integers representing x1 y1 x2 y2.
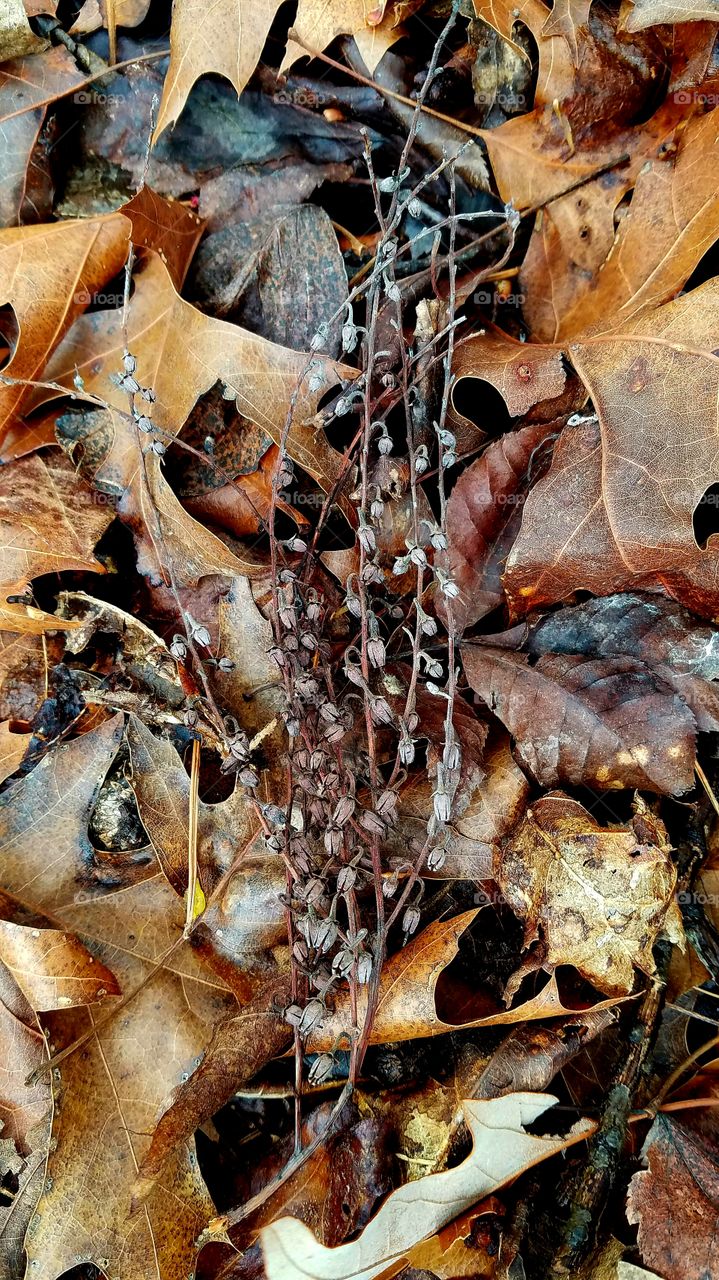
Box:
0 721 29 781
497 792 681 996
622 0 719 29
0 453 113 631
309 909 623 1050
627 1110 719 1279
439 420 559 630
462 644 697 793
259 1092 593 1280
0 715 237 1280
0 960 51 1280
0 890 121 1010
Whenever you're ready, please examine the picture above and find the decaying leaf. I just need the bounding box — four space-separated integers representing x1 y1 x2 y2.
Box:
462 644 697 794
497 792 682 997
627 1110 719 1280
259 1092 594 1280
0 715 237 1280
439 420 559 630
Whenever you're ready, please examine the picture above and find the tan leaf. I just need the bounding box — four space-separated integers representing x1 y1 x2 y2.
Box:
283 0 404 76
622 0 719 29
309 909 623 1050
120 184 205 289
127 713 286 1001
0 891 121 1010
259 1093 594 1280
0 961 51 1280
0 47 86 227
0 715 237 1280
44 251 351 495
0 454 113 631
0 721 29 782
497 792 680 997
156 0 283 135
0 213 129 442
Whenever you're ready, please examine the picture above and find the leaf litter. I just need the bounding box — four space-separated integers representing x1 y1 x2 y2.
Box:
0 2 719 1279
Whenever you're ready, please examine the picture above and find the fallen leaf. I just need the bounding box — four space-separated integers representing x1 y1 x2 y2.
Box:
452 327 567 419
155 0 284 135
0 0 46 61
622 0 719 29
522 591 719 732
0 453 113 631
44 251 352 499
439 419 559 630
309 909 623 1050
462 644 697 793
0 715 238 1280
259 1092 593 1280
283 0 406 77
127 713 286 1000
0 721 29 781
497 792 681 996
0 890 121 1010
627 1110 719 1280
0 960 51 1280
120 184 205 289
0 47 86 228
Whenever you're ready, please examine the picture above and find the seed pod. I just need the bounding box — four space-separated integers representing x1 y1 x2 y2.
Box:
286 536 307 554
218 657 235 672
333 795 355 826
356 952 372 984
323 721 345 743
308 1052 335 1084
370 697 393 726
284 1003 303 1028
367 637 386 669
306 601 322 624
403 906 421 936
300 632 317 651
336 865 357 894
426 846 446 872
150 439 166 455
120 373 140 394
135 415 153 433
123 352 137 374
265 832 284 853
376 790 398 823
433 790 451 823
193 626 211 648
314 917 338 953
362 561 384 585
444 741 461 771
377 432 393 456
409 545 427 568
357 521 376 555
238 767 259 789
383 870 399 898
324 825 344 857
360 809 386 837
346 590 362 618
292 939 308 964
299 999 325 1037
333 948 354 977
269 646 287 669
398 735 415 765
170 635 187 661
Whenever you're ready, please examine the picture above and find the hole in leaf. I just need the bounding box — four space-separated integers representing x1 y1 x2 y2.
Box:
451 377 512 437
693 483 719 550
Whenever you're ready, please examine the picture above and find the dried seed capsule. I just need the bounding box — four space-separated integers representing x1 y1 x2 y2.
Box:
336 865 357 894
299 999 325 1037
360 809 386 837
402 906 421 936
308 1052 335 1084
324 825 344 857
356 952 372 984
367 637 386 668
170 635 187 661
218 657 235 672
333 795 355 826
284 1003 303 1027
332 948 354 977
123 352 137 374
193 626 211 647
370 697 393 726
426 846 446 872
